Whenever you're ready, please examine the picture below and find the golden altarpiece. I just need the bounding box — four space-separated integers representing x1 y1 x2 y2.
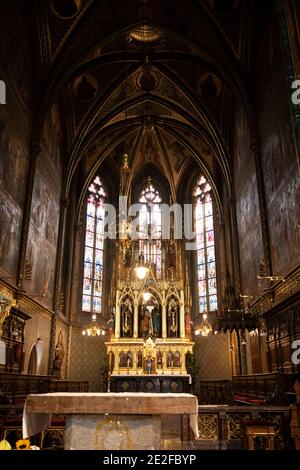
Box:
105 163 194 392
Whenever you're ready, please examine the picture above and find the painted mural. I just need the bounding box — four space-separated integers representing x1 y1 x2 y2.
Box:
268 171 300 273
0 190 22 275
42 102 62 177
26 100 62 309
257 12 300 275
0 96 30 277
31 169 60 246
233 104 264 296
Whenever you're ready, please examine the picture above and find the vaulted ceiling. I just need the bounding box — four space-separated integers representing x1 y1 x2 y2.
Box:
31 0 258 201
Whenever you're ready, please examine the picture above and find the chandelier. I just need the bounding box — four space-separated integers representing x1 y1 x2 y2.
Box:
134 252 150 280
212 286 259 334
194 313 212 337
82 312 106 337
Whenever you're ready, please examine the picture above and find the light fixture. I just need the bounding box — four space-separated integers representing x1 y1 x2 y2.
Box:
135 266 149 280
134 252 149 280
194 313 212 337
143 291 152 302
82 312 106 337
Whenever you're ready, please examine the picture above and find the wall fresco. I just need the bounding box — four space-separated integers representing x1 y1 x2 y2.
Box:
256 11 299 274
0 190 22 275
234 107 263 296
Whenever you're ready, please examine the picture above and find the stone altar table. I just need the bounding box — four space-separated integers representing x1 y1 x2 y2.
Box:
23 392 198 450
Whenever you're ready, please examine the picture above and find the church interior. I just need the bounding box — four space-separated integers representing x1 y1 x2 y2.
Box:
0 0 300 451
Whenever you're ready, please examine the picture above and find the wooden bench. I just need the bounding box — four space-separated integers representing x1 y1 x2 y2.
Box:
232 372 297 406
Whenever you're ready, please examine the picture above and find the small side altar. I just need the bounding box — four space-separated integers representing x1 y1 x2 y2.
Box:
23 392 198 450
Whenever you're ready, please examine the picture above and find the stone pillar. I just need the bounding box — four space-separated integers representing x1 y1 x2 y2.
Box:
162 302 167 339
115 291 120 339
250 141 273 277
133 299 139 338
228 197 241 292
180 291 185 339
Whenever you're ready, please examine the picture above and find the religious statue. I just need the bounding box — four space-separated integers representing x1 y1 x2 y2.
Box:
121 298 133 338
157 351 163 369
167 299 178 338
137 350 143 368
51 330 64 379
124 248 132 268
126 351 133 368
140 304 152 338
173 351 181 368
151 302 161 337
167 351 173 368
185 311 192 340
145 355 154 374
106 312 115 340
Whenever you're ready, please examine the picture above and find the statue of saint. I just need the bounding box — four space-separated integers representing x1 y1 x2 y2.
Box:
168 300 178 338
106 312 115 339
185 311 192 339
152 302 161 337
51 331 64 379
124 248 132 268
140 304 151 337
121 299 132 337
145 355 154 374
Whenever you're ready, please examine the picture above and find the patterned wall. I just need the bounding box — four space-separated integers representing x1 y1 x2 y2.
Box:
69 326 107 391
194 332 231 380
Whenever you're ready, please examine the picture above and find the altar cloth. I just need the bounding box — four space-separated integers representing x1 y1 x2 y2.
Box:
23 392 198 440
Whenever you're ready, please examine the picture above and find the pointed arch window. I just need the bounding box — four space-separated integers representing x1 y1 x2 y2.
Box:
138 178 162 278
82 176 106 313
194 175 218 313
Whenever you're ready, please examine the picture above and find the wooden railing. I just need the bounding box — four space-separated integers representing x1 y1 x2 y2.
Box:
0 373 89 407
194 404 292 449
196 373 298 406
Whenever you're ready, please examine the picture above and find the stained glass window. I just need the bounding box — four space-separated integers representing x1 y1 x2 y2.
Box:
82 176 106 313
194 175 218 313
138 178 162 278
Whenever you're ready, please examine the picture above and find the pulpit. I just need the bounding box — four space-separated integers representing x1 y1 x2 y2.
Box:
23 392 198 450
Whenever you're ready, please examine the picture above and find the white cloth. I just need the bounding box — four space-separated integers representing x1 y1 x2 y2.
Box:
22 392 198 439
22 401 51 439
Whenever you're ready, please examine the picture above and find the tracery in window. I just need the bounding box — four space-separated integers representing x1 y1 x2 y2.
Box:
194 175 218 312
82 176 106 313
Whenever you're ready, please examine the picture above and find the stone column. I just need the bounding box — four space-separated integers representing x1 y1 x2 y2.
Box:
250 141 273 277
180 291 185 339
115 290 120 338
228 197 241 292
162 302 167 338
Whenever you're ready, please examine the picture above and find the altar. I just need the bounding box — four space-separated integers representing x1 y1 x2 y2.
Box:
23 392 198 450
